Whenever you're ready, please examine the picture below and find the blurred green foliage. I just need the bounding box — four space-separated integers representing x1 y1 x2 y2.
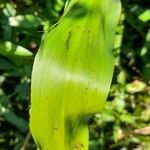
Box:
0 0 150 149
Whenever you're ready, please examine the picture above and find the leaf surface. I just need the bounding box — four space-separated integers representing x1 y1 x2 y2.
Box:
30 0 121 149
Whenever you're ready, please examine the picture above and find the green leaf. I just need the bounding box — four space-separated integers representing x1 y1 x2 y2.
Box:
3 3 16 17
139 9 150 22
2 110 28 133
0 58 15 70
15 82 30 101
126 80 146 93
113 125 120 142
120 113 135 124
9 15 42 28
0 41 33 57
0 95 28 133
30 0 121 149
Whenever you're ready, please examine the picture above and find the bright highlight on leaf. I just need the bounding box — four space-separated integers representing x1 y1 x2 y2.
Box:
0 41 33 57
29 0 121 149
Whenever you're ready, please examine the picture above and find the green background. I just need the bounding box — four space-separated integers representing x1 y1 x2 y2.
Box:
0 0 150 149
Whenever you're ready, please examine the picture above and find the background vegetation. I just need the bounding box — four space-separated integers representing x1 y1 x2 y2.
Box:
0 0 150 149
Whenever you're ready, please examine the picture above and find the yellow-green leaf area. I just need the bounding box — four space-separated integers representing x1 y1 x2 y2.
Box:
30 0 121 150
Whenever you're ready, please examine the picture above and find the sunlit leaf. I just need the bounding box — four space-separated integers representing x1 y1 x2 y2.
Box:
126 80 146 93
30 0 121 149
139 9 150 22
9 14 42 28
0 41 33 57
2 3 16 17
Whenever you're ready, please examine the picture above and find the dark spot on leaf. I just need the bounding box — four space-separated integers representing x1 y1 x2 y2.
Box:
76 26 91 33
72 143 84 150
66 31 72 51
84 87 88 94
67 2 87 19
